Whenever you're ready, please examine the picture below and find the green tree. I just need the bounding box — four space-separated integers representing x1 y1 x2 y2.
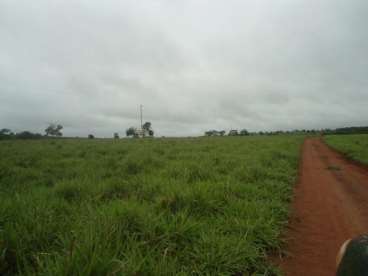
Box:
0 128 13 140
45 124 63 137
142 122 151 131
16 131 42 139
0 128 11 135
142 122 154 137
126 127 136 137
228 130 239 136
240 129 249 136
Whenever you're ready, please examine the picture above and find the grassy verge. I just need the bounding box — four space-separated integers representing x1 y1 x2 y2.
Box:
0 136 303 275
324 134 368 165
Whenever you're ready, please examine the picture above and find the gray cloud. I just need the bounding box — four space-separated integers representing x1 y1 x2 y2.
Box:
1 0 367 137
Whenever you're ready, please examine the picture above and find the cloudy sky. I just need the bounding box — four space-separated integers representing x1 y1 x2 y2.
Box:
1 0 367 137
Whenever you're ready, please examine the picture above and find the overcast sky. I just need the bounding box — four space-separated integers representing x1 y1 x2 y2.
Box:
1 0 367 137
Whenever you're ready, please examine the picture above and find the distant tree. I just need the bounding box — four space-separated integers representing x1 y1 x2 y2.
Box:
114 133 119 139
16 131 42 139
205 130 225 136
142 122 154 137
142 122 151 131
240 129 249 136
0 128 14 140
126 127 136 137
0 128 11 135
322 128 333 135
88 134 95 139
45 124 63 137
228 130 239 136
1 129 43 140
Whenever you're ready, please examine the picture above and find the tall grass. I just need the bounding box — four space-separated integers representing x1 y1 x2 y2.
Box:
324 134 368 165
0 136 304 275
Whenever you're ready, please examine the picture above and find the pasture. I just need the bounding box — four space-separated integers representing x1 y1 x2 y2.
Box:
324 134 368 165
0 136 303 275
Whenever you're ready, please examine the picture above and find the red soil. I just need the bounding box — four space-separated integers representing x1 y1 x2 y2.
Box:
278 138 368 276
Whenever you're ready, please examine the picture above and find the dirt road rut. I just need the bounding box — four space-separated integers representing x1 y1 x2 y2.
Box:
279 138 368 276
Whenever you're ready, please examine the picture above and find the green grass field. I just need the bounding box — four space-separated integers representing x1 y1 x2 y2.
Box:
324 134 368 165
0 136 304 275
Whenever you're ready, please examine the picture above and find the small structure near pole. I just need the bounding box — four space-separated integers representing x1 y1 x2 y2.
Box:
135 128 150 138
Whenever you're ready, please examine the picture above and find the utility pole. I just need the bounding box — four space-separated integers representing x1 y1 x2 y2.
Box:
140 104 143 130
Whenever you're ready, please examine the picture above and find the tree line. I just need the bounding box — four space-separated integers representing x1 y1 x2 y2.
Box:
204 126 368 137
0 122 156 140
2 124 367 140
322 126 368 135
0 124 63 140
204 129 249 136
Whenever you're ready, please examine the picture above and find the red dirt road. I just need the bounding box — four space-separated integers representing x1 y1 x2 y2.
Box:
279 138 368 276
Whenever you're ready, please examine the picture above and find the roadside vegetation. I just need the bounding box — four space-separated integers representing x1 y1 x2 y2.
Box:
324 134 368 165
0 136 303 275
